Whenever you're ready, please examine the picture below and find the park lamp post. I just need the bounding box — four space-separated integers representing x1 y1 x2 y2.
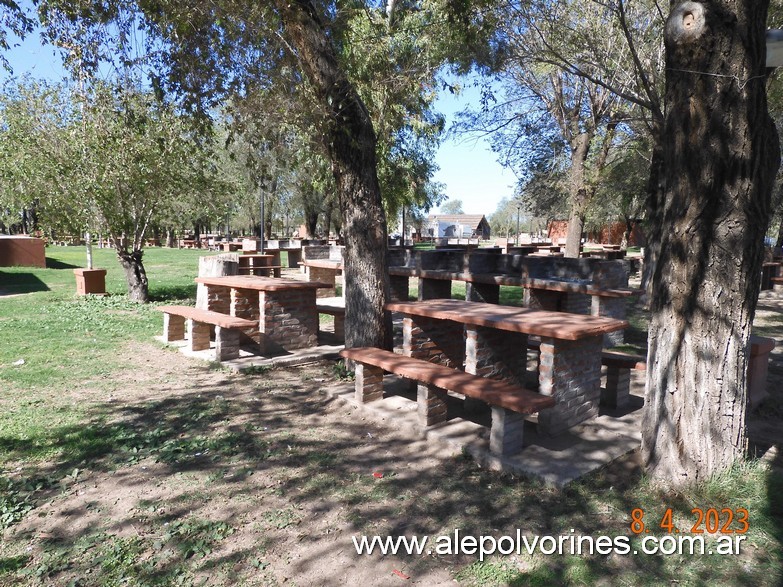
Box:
516 204 521 246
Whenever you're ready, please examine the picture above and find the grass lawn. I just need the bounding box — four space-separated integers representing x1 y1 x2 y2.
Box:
0 245 782 586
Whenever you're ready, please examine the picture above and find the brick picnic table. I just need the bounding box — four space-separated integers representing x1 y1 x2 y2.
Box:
195 275 330 355
385 298 628 436
300 259 344 298
237 254 281 277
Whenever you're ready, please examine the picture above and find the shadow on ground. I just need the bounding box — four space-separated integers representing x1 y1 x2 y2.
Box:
1 353 781 586
0 271 50 295
44 257 80 270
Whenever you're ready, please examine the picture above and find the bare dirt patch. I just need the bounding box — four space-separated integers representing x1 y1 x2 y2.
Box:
2 292 783 585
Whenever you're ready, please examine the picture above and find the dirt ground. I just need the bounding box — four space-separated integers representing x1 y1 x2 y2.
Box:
3 291 783 586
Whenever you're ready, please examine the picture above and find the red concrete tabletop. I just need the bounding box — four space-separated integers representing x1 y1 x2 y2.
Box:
385 299 627 340
239 254 274 259
195 275 330 290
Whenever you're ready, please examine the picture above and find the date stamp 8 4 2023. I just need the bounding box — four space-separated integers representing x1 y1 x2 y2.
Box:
630 507 749 535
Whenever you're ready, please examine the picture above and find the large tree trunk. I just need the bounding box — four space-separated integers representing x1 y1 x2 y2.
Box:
563 133 591 258
640 125 665 307
117 248 150 303
276 1 392 350
642 1 779 486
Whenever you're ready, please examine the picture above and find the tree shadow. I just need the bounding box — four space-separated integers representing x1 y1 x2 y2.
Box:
1 357 780 585
45 257 80 269
148 283 197 302
0 271 50 295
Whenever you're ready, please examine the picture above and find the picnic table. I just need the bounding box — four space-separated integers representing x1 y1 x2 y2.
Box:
385 298 628 436
194 275 330 355
238 254 281 277
300 259 344 297
387 266 638 346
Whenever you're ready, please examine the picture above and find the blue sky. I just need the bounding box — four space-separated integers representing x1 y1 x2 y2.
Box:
431 85 517 217
2 25 515 218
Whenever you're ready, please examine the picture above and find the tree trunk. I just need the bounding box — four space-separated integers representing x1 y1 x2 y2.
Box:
775 215 783 248
642 1 779 487
641 126 665 307
563 133 591 258
117 248 150 303
276 0 392 350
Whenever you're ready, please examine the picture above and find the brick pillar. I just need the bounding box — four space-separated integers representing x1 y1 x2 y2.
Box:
355 363 384 403
215 326 241 361
601 367 631 408
309 266 336 297
286 249 302 268
163 314 185 341
466 282 500 304
231 288 261 347
389 275 411 301
260 289 319 354
417 383 449 427
562 292 591 315
333 313 345 340
537 335 603 436
188 320 211 352
490 406 525 456
464 326 527 384
464 326 527 413
591 296 626 347
418 278 451 300
403 316 464 369
206 285 231 314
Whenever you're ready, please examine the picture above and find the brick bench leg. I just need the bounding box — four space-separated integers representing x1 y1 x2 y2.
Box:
215 326 240 361
417 383 449 427
164 314 186 341
333 314 345 340
601 366 631 408
490 406 525 456
188 320 211 352
355 363 384 403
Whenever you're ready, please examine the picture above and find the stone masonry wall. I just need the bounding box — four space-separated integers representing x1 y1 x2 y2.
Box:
260 289 319 354
464 326 528 386
537 334 603 436
403 316 465 370
231 288 261 347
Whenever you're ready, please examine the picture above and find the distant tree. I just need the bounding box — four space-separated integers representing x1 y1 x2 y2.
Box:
440 199 465 215
0 79 228 301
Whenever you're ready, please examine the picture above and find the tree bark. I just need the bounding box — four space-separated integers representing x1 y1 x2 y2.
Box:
640 123 665 307
563 132 591 257
275 1 392 349
642 0 779 486
117 248 150 303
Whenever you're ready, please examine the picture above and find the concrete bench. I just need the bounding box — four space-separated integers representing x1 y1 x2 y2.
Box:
159 305 257 361
339 347 555 456
316 297 345 340
599 350 647 408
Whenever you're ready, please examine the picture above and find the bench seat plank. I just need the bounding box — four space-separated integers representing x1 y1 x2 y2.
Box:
158 305 256 329
340 347 555 414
